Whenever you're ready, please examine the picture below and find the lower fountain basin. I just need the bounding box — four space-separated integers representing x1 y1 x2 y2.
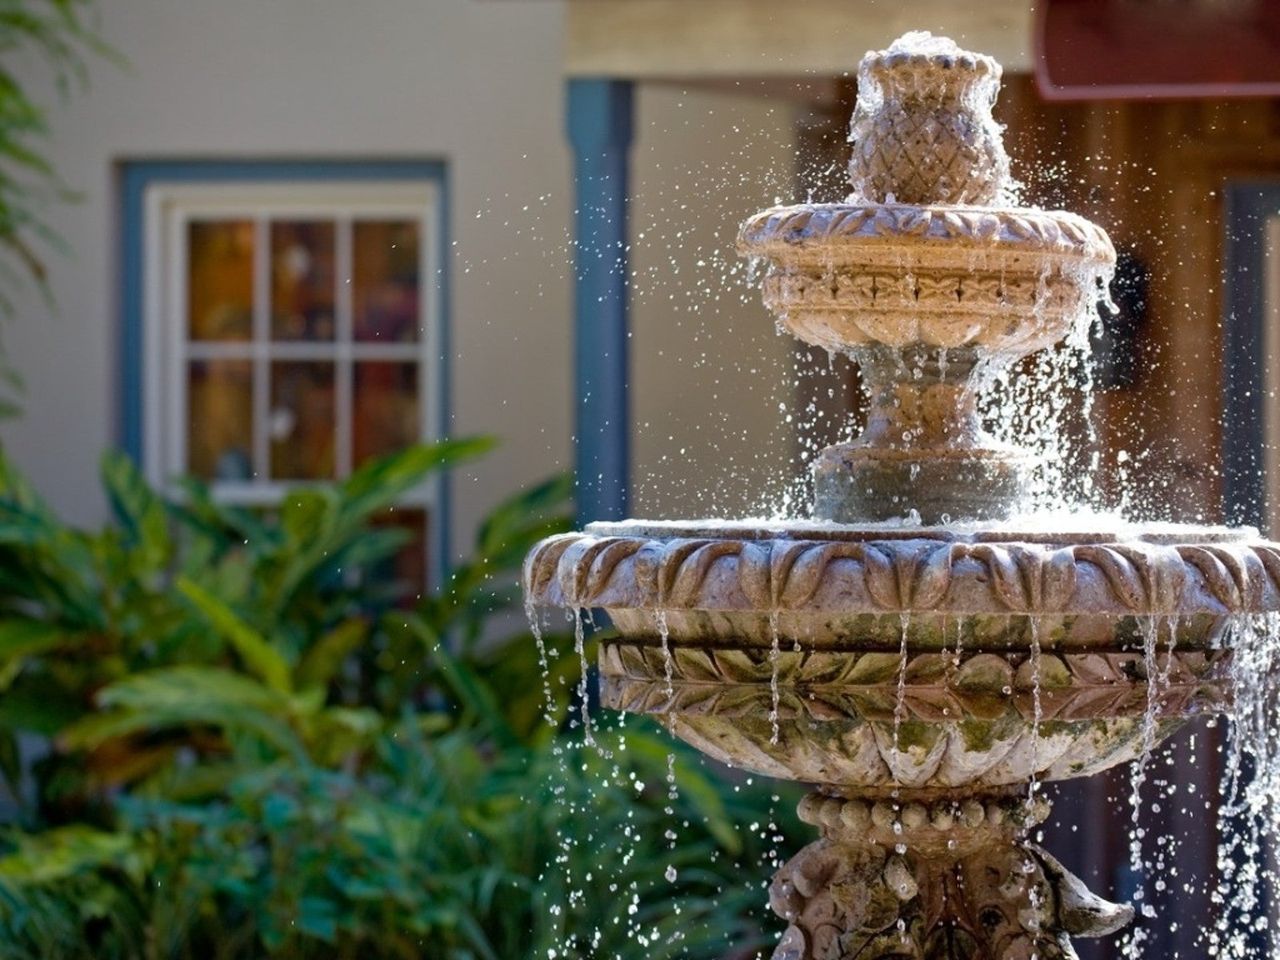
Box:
524 518 1268 792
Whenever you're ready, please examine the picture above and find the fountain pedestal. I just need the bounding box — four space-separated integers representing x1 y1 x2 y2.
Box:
773 794 1128 960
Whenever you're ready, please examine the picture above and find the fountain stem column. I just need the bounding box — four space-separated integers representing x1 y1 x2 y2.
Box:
812 346 1028 523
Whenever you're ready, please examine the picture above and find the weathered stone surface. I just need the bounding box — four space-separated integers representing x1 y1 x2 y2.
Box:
526 524 1280 618
771 794 1130 959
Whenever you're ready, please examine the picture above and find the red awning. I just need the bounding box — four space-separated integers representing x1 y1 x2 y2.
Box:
1036 0 1280 101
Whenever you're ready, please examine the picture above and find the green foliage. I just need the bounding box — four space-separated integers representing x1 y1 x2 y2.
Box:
0 440 797 958
0 0 115 414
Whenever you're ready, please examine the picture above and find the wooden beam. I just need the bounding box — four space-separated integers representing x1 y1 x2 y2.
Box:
566 0 1033 79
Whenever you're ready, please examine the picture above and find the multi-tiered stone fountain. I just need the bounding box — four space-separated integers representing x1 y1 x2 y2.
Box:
525 33 1280 959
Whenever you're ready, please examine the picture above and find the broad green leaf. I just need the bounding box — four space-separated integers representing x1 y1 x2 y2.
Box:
399 614 518 749
61 665 306 760
474 473 572 559
0 617 69 660
0 674 86 735
279 488 337 547
99 450 169 572
295 895 338 942
0 826 138 885
295 618 367 691
0 617 75 691
177 577 291 694
341 437 495 518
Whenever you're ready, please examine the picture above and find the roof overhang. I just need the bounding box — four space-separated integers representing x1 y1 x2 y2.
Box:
564 0 1034 79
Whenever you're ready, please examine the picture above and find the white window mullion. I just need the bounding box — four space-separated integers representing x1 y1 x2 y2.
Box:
252 216 271 481
418 205 436 477
335 215 354 478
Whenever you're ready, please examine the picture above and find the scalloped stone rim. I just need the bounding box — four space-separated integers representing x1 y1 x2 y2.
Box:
737 202 1117 265
523 522 1280 617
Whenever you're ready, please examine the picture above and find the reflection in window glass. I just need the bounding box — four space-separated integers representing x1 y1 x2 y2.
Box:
354 362 418 467
269 361 335 480
353 220 420 342
271 220 336 341
188 359 253 480
189 220 254 341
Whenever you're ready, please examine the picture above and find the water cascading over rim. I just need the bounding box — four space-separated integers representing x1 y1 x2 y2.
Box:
524 32 1280 960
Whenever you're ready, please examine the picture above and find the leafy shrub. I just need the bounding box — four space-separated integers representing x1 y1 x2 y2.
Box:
0 441 797 958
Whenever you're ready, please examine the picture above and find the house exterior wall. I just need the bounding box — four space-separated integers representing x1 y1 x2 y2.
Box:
3 0 572 549
1 0 797 552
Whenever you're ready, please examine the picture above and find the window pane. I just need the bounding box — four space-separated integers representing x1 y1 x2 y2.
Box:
189 220 254 341
353 220 420 343
353 362 419 467
188 359 254 480
269 361 335 480
370 507 428 596
271 220 336 341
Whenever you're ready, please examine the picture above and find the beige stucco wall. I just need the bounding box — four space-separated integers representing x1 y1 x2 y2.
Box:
631 83 798 520
1 0 801 550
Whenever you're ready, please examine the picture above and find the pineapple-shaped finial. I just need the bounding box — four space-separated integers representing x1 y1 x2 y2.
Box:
848 32 1009 206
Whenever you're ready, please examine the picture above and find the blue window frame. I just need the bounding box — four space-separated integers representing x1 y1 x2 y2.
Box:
118 159 452 582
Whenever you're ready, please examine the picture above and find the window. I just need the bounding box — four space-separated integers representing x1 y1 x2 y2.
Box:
122 165 447 589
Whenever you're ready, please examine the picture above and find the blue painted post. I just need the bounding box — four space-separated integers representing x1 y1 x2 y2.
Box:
567 79 634 526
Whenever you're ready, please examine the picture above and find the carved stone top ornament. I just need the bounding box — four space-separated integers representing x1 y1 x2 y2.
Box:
523 32 1280 960
848 33 1007 206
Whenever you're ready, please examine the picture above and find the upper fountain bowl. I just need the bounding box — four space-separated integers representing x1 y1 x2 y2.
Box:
739 31 1113 361
738 202 1114 357
737 32 1115 522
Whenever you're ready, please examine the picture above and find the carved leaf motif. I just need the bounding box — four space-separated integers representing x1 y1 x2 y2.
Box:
522 533 579 600
831 207 875 234
711 648 759 683
781 543 858 608
1235 547 1266 609
1075 546 1145 610
973 545 1027 610
1065 653 1126 686
655 539 709 604
557 536 612 604
1041 548 1079 610
671 540 743 607
862 546 901 608
527 532 1280 616
617 643 649 676
1179 546 1244 610
783 209 814 237
672 647 720 683
836 652 903 686
738 541 773 608
585 538 643 600
911 544 955 609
